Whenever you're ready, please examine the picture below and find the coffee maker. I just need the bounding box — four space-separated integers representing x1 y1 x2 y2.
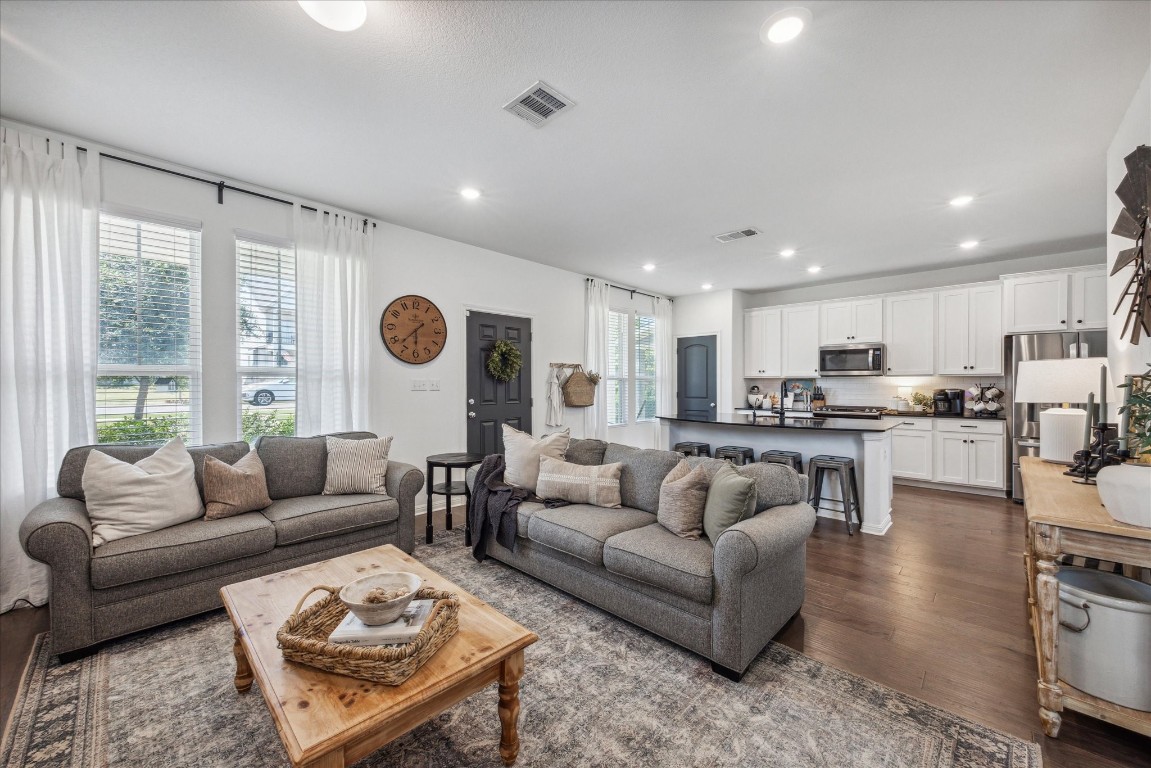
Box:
933 388 964 417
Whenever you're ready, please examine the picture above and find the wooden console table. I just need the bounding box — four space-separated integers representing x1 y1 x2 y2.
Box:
1020 457 1151 738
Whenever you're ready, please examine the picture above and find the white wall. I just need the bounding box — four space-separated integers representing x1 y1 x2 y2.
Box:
672 290 735 414
1107 65 1151 390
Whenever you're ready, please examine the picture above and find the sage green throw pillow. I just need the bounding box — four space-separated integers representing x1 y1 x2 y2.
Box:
702 464 757 542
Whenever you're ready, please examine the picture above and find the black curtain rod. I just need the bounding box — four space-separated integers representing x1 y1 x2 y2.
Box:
77 146 376 229
587 277 671 302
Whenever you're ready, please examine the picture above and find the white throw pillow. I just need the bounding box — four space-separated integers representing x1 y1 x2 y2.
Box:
502 425 570 493
323 435 393 495
82 438 204 547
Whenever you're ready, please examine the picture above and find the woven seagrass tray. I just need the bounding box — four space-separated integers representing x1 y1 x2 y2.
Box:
277 585 459 685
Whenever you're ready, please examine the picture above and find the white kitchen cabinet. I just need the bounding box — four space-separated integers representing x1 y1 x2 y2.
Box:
967 434 1005 489
883 292 935 375
886 419 933 480
933 432 969 485
932 420 1006 489
819 298 883 345
782 305 820 378
1002 267 1108 333
743 308 781 377
936 283 1002 375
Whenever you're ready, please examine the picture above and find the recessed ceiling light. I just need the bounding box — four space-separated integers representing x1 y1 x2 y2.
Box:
949 195 974 207
460 188 481 200
807 266 822 274
642 263 656 272
297 0 366 32
959 240 979 249
761 7 812 45
701 283 713 290
780 248 796 258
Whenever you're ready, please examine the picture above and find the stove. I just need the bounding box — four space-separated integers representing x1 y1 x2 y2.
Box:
812 405 885 420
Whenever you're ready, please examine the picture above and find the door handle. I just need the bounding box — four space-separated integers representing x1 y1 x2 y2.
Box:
468 411 476 419
960 425 976 428
1018 441 1040 448
468 398 475 405
710 403 716 407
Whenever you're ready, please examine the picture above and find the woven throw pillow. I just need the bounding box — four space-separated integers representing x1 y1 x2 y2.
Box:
536 456 623 508
323 435 393 495
82 437 204 547
503 425 570 493
702 464 757 542
657 463 708 539
662 458 692 485
203 450 273 520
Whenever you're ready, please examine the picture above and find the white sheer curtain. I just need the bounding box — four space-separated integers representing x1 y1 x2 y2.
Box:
294 206 370 436
584 278 611 439
653 295 675 419
0 127 99 612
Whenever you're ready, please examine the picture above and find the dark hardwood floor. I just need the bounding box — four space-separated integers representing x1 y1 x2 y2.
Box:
2 492 1148 766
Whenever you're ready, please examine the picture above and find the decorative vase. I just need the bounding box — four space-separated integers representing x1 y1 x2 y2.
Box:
1096 464 1151 528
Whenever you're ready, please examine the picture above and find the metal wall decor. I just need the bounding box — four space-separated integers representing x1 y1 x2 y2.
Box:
1111 145 1151 345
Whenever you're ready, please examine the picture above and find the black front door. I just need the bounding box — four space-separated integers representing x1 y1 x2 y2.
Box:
676 334 717 419
466 311 532 455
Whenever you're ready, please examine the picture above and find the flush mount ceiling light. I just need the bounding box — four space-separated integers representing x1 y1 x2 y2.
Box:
761 7 812 45
642 263 656 272
459 187 481 200
959 240 980 249
780 248 796 258
807 265 822 273
297 1 367 32
949 195 975 207
701 283 713 290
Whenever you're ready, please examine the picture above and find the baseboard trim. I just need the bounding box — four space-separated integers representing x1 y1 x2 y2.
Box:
893 478 1007 498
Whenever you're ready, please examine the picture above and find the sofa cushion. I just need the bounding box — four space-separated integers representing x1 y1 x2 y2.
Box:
516 501 546 538
687 457 806 513
657 464 708 540
503 425 570 493
602 444 682 514
204 450 273 520
536 456 623 508
253 432 376 500
604 523 715 604
58 441 249 502
323 435 393 495
565 438 608 466
527 505 655 565
91 512 275 589
261 494 399 546
703 464 757 542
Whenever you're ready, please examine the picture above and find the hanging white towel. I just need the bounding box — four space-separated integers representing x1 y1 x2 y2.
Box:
546 366 566 426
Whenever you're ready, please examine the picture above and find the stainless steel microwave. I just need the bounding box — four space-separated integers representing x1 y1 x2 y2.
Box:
818 343 885 376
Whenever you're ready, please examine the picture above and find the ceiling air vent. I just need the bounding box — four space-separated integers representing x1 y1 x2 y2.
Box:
714 228 760 244
503 81 575 127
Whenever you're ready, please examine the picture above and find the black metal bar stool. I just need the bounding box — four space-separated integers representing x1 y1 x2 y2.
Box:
715 446 755 465
807 455 863 535
673 441 711 458
760 449 803 472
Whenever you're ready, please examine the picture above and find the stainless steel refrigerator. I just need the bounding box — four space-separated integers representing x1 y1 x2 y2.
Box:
1006 331 1107 502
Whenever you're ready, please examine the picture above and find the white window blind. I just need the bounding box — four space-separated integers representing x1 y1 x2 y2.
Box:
634 314 656 422
96 213 202 444
236 237 297 441
606 310 628 426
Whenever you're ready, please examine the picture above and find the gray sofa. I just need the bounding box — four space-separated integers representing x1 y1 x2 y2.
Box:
19 431 423 658
469 439 816 679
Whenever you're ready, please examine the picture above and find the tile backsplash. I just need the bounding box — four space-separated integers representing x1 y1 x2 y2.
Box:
746 375 1006 407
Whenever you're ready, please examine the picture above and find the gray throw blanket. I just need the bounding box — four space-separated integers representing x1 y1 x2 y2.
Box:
469 454 529 562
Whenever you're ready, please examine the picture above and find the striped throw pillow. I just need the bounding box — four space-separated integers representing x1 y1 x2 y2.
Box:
323 436 393 495
536 456 623 508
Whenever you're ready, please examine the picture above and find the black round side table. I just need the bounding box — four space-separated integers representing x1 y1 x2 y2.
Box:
425 452 485 545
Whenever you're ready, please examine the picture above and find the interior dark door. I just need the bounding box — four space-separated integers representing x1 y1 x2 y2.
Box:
676 335 717 419
466 311 532 455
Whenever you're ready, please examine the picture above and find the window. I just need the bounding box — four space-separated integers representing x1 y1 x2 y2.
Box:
606 310 658 427
96 213 201 444
236 237 296 441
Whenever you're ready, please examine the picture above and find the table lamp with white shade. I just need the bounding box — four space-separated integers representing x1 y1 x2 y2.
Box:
1013 358 1115 464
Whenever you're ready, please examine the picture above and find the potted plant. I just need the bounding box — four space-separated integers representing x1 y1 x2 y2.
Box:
1097 365 1151 528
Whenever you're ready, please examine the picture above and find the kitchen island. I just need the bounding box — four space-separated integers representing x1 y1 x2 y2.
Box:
658 413 895 535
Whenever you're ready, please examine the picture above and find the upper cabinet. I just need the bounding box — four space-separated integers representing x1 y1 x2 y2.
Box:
1003 267 1107 333
819 298 883 345
883 291 935 375
937 283 1002 375
743 308 782 377
782 305 820 377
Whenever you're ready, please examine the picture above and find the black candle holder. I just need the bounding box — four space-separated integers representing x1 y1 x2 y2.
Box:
1064 423 1127 484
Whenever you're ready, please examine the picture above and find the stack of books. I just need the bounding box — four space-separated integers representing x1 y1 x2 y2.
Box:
329 599 435 647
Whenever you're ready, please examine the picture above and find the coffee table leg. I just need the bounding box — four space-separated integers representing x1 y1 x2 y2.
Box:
232 627 253 693
498 650 524 765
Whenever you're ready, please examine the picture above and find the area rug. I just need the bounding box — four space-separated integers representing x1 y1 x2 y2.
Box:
2 530 1040 768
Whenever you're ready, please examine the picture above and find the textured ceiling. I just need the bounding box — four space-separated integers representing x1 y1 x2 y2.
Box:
1 0 1148 297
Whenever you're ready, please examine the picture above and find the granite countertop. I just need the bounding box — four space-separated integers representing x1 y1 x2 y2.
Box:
658 413 898 433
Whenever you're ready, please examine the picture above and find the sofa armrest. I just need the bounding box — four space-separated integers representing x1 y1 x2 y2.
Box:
385 461 424 554
713 502 816 579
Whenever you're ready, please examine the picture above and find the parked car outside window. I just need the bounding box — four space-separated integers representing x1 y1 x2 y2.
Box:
241 378 295 406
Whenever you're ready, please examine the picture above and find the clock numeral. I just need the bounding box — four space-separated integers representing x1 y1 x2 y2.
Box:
384 323 396 331
390 310 400 319
413 350 420 360
390 335 399 344
412 299 420 309
400 301 409 310
423 347 431 355
431 316 439 323
423 305 431 314
433 327 443 335
401 345 408 353
431 340 439 347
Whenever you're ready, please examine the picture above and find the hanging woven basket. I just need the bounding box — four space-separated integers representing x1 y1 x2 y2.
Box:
562 365 598 407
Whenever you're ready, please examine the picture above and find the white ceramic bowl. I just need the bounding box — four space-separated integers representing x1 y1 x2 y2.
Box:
339 571 422 625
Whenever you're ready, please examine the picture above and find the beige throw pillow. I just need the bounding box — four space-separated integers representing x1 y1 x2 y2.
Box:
203 450 273 520
502 425 570 493
536 456 623 508
82 437 204 547
323 435 393 495
657 463 709 539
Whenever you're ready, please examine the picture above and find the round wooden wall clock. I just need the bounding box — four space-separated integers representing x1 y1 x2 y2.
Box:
380 295 446 363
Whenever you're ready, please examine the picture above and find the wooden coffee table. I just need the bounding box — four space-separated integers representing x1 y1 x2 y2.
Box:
219 544 538 767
